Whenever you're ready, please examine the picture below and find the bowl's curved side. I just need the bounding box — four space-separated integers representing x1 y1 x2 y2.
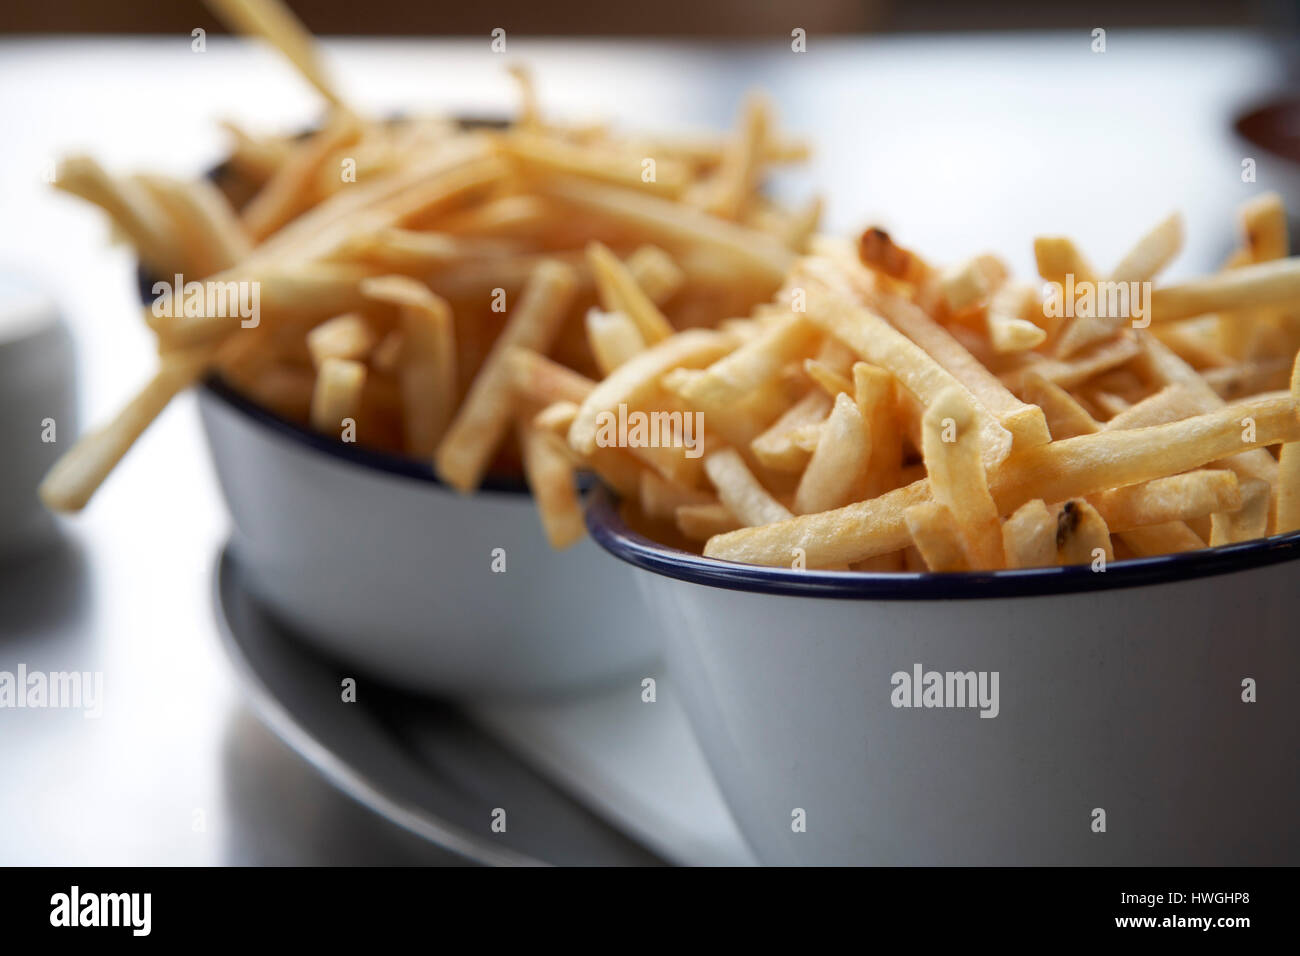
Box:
197 386 658 699
643 562 1300 865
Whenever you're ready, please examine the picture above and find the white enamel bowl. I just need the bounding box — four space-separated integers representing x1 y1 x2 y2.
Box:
586 487 1300 866
198 379 658 699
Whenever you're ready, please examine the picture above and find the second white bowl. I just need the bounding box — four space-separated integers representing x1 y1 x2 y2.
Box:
198 379 659 699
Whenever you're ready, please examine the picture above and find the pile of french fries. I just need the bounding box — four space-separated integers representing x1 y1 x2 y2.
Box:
573 208 1300 571
38 0 816 546
39 0 1300 573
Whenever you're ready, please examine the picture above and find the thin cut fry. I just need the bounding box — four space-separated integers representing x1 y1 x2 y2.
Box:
309 357 366 433
1210 477 1272 545
1088 470 1241 532
1054 499 1113 566
704 448 792 527
436 260 579 491
38 349 212 512
922 387 1004 568
904 502 970 572
794 392 870 514
518 420 584 549
1001 499 1057 569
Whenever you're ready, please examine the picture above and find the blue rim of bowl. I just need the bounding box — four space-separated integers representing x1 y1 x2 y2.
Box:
584 484 1300 600
198 374 529 495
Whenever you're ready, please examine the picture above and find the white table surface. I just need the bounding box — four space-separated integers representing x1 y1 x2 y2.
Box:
0 31 1288 864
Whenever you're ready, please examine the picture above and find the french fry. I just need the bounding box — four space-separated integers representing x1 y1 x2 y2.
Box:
436 259 579 491
135 173 254 275
922 387 1004 568
639 470 715 519
1054 499 1113 566
802 283 1015 467
504 130 690 198
794 392 870 514
904 502 970 572
868 288 1051 451
1152 257 1300 323
939 254 1008 313
361 276 458 457
703 92 769 220
1055 213 1183 357
987 282 1047 353
585 308 648 375
204 0 349 108
506 347 595 406
1210 477 1272 545
240 111 362 241
1021 371 1100 439
568 328 735 455
706 392 1300 567
38 349 212 512
1088 470 1241 532
55 156 187 278
586 241 677 344
1278 359 1300 533
676 502 742 541
309 357 366 433
518 419 584 549
857 227 930 286
750 390 831 472
1001 499 1057 569
803 358 854 399
704 447 792 527
536 175 794 284
305 312 376 367
1119 522 1205 556
624 245 686 304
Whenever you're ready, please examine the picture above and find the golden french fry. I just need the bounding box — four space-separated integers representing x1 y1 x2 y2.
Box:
922 387 1004 568
750 390 831 472
639 470 715 519
1152 257 1300 323
306 312 376 367
1089 470 1240 532
794 392 870 514
1021 371 1100 439
586 241 676 344
1054 499 1113 566
1119 522 1205 556
203 0 349 108
706 392 1300 567
802 283 1014 467
135 173 253 275
536 175 794 284
506 347 595 406
39 349 212 512
1001 499 1057 569
987 282 1047 353
568 328 734 455
857 227 930 286
362 277 458 457
241 111 362 241
703 92 769 220
939 253 1008 313
518 419 584 549
704 448 792 527
1210 477 1272 545
55 155 187 278
503 130 690 198
435 260 578 490
904 502 970 572
803 358 854 399
585 308 648 375
309 357 366 433
676 502 741 541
